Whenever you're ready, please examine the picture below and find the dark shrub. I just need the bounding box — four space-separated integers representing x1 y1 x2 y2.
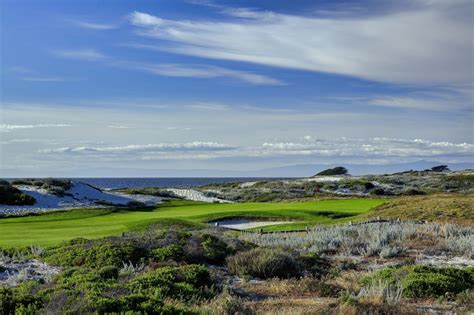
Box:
316 166 348 176
0 184 36 205
364 182 375 190
126 200 147 209
98 265 119 280
298 253 331 277
431 165 450 172
403 189 426 196
227 247 301 279
370 188 385 196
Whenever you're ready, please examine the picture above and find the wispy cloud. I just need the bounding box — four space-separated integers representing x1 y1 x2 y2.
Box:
37 136 474 162
107 125 133 129
51 49 284 85
40 141 236 154
71 20 118 30
259 137 474 158
0 124 72 132
52 49 107 61
187 102 231 111
21 76 64 82
128 1 472 85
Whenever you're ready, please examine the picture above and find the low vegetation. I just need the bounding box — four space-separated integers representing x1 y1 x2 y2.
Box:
115 187 184 199
10 178 73 197
198 170 474 202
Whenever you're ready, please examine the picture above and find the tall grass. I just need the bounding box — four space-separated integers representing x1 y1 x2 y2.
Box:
240 222 474 258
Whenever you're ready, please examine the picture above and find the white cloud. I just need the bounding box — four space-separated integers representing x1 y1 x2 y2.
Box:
128 1 472 85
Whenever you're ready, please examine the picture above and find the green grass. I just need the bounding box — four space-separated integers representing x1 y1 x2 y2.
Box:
0 199 385 247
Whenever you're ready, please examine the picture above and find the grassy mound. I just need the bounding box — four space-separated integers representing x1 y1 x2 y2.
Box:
366 194 474 225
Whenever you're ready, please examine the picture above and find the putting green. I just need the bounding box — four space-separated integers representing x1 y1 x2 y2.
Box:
0 199 386 247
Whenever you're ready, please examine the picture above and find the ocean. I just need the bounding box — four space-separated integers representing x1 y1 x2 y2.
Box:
70 177 281 189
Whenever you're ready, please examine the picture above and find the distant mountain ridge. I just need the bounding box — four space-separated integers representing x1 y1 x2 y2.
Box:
2 160 473 178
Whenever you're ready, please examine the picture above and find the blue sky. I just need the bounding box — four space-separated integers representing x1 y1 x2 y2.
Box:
1 0 473 176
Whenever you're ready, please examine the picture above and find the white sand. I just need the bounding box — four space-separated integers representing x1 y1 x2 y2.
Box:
211 219 292 230
167 188 233 203
303 176 345 182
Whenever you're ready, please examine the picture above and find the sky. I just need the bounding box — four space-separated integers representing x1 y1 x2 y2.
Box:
0 0 473 177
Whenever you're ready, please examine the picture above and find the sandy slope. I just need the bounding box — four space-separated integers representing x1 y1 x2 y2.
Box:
0 182 161 215
166 188 233 203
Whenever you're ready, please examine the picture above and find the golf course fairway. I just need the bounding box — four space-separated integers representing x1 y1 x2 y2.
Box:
0 199 386 247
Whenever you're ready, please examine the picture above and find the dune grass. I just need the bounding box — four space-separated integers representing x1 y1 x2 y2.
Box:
0 199 385 247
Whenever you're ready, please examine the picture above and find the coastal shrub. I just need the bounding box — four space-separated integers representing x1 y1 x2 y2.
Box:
369 188 385 196
402 266 474 298
98 265 119 280
316 166 348 176
362 266 474 299
10 179 32 186
45 240 147 268
0 283 43 314
0 183 36 205
226 247 301 279
151 244 184 262
125 200 147 209
129 265 211 301
41 178 72 190
200 234 232 264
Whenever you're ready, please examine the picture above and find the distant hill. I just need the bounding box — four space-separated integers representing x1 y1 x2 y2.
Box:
255 161 474 177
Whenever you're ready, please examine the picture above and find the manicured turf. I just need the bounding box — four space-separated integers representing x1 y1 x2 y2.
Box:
0 199 386 247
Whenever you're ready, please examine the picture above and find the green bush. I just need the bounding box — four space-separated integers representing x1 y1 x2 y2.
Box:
227 247 301 279
129 265 211 301
403 266 474 298
362 266 474 299
98 265 119 280
0 283 43 314
45 240 147 268
200 234 232 264
151 244 184 262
